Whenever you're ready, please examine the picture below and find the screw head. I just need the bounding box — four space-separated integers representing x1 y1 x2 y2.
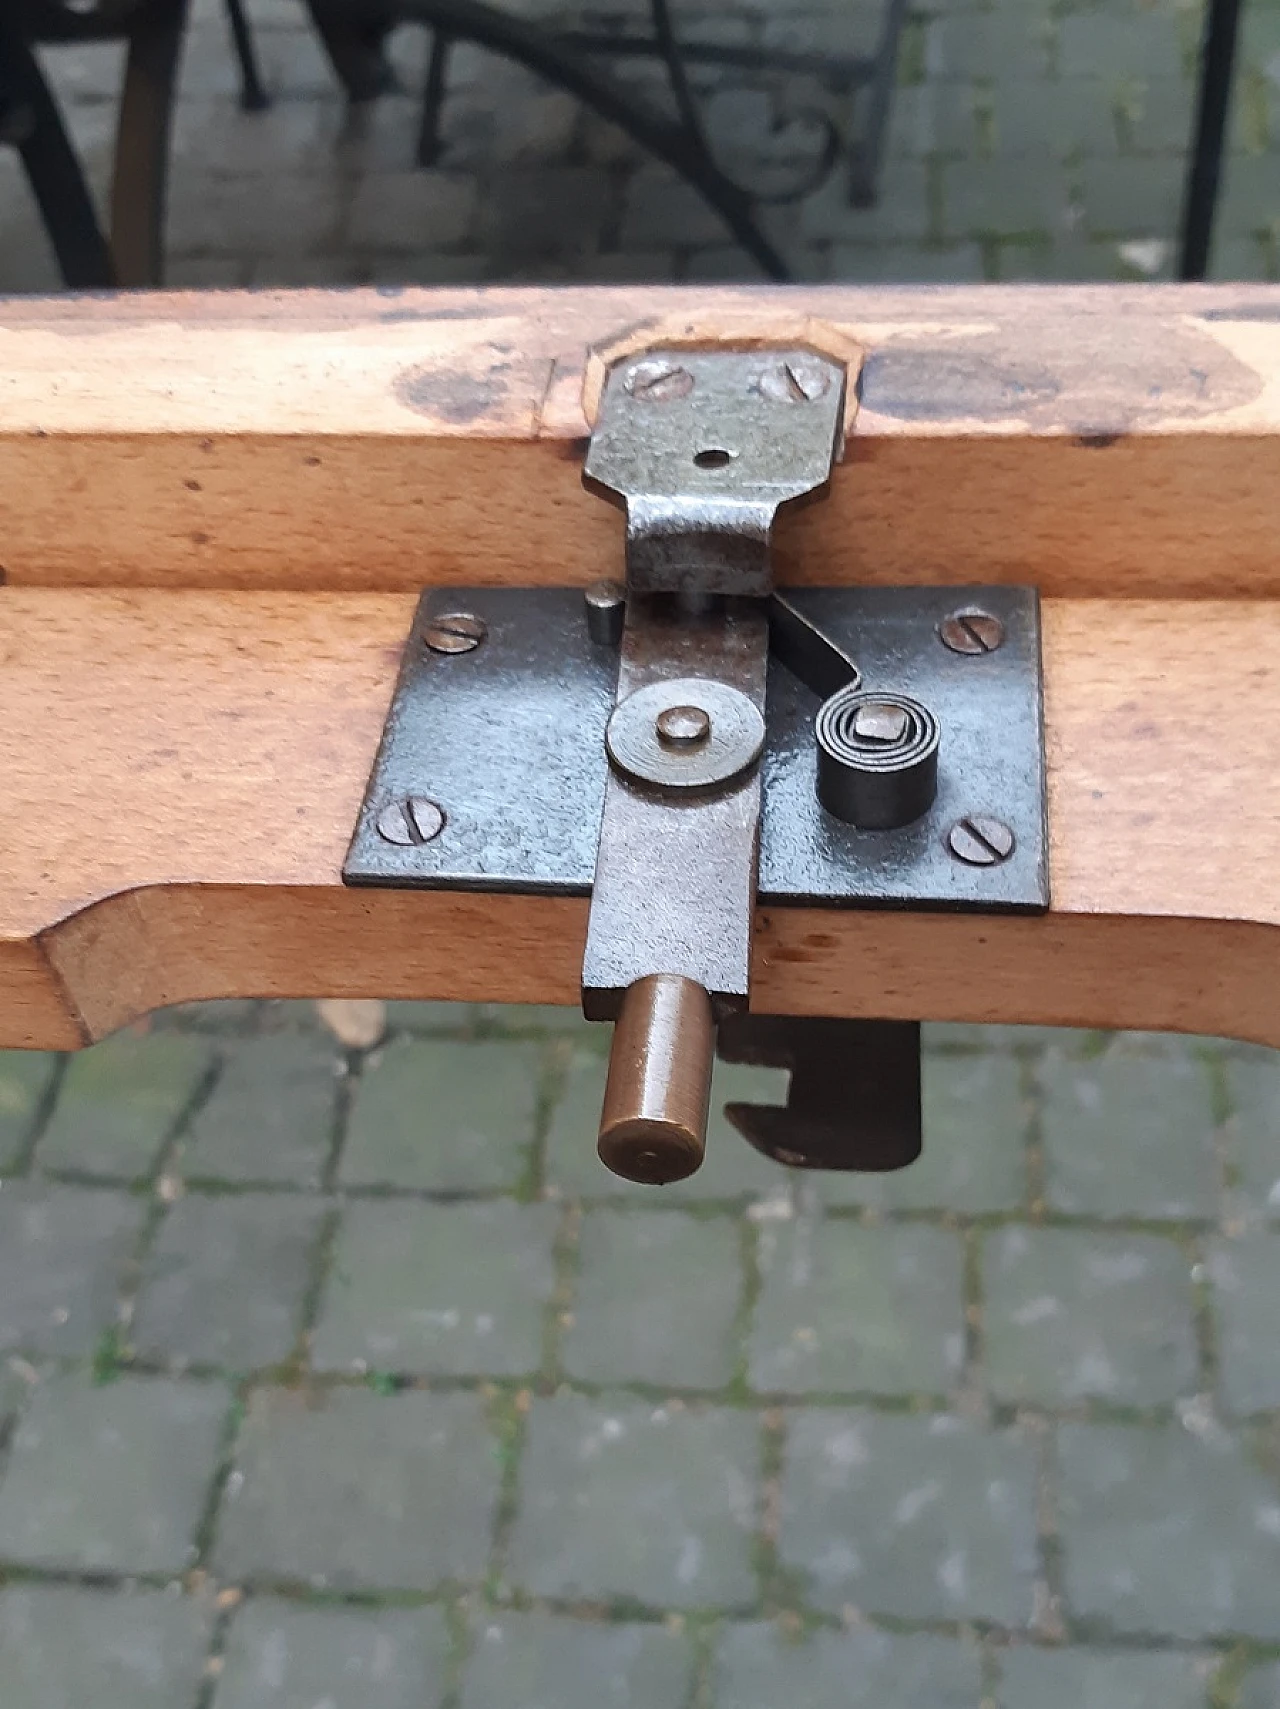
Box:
376 796 445 846
947 815 1015 866
939 610 1005 655
424 612 487 655
758 356 832 404
656 703 712 747
625 359 695 403
850 700 909 745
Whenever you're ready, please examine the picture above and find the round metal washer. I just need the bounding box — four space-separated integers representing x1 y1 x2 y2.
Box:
606 677 765 790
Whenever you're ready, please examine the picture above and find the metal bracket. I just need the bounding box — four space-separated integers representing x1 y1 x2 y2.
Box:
344 346 1048 1184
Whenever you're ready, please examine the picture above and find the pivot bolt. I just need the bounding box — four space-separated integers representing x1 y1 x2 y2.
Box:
424 612 487 654
656 704 711 747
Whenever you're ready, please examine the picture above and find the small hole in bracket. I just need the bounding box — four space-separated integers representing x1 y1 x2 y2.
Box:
693 448 734 470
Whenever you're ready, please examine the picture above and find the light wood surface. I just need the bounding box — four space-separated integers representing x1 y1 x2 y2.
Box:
1 284 1279 598
1 589 1275 1049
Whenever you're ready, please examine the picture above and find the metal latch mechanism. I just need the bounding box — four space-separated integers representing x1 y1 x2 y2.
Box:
345 348 1048 1186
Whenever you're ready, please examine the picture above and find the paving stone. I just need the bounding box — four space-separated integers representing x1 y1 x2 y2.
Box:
341 1038 540 1191
982 1226 1198 1407
348 171 477 251
942 159 1074 239
1080 157 1185 237
750 1218 966 1397
1229 1055 1280 1214
563 1208 742 1389
1038 1045 1218 1220
995 239 1130 282
1057 1421 1280 1639
213 1386 500 1589
130 1193 326 1370
214 1600 451 1709
0 1372 227 1573
180 1035 339 1186
0 1583 212 1709
1240 1664 1280 1709
621 167 740 248
829 242 986 282
813 1052 1028 1211
1058 14 1184 81
0 1051 57 1169
39 1030 212 1179
800 158 933 243
480 167 612 258
544 1048 788 1204
988 79 1119 158
713 1623 984 1709
458 1611 694 1709
167 172 344 255
384 1001 477 1033
506 1394 759 1608
1208 1233 1280 1414
311 1199 557 1376
930 14 1052 81
996 1644 1214 1709
1116 75 1197 154
779 1409 1040 1623
0 1182 143 1357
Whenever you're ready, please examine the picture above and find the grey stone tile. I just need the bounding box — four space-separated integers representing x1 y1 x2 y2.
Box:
507 1394 759 1608
621 168 737 248
813 1052 1028 1211
348 172 477 252
458 1611 694 1709
479 168 612 258
131 1194 326 1371
544 1049 788 1204
1208 1234 1280 1414
714 1623 984 1709
996 1644 1214 1709
0 1051 58 1169
1058 1421 1280 1639
0 1583 212 1709
39 1031 212 1179
212 1387 500 1590
167 174 345 256
988 79 1120 158
1058 13 1185 80
800 159 933 244
214 1600 451 1709
779 1409 1040 1623
180 1036 339 1186
931 14 1052 81
341 1039 540 1191
383 1002 477 1034
750 1218 966 1397
312 1199 557 1377
942 160 1074 239
829 243 986 284
0 1183 144 1357
1227 1055 1280 1214
1038 1046 1218 1220
982 1226 1198 1407
1240 1663 1280 1709
1079 158 1185 238
563 1208 742 1390
0 1373 228 1572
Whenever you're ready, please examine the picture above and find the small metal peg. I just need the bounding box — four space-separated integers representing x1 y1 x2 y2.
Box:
584 579 626 646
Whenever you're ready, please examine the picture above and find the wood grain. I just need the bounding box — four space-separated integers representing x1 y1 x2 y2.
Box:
2 284 1279 597
1 589 1275 1049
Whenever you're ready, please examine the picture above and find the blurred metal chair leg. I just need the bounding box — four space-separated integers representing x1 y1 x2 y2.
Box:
109 0 190 286
223 0 270 112
1178 0 1244 281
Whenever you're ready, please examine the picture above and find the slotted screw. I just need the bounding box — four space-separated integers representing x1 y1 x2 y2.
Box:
376 796 445 846
947 815 1015 866
424 612 487 654
625 359 694 403
758 357 832 404
939 610 1005 655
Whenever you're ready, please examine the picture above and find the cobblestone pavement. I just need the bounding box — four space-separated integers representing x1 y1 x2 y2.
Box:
0 0 1277 288
0 1003 1278 1706
3 0 1280 1704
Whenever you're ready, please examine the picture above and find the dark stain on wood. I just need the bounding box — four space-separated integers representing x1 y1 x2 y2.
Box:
394 361 514 424
1199 303 1280 321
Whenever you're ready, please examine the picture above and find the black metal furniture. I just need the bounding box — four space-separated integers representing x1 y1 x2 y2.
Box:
0 0 265 287
305 0 910 281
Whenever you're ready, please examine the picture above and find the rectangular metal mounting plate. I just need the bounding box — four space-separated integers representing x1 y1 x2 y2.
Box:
343 585 1047 914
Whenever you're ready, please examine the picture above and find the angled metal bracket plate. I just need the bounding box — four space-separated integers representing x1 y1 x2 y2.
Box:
343 583 1047 915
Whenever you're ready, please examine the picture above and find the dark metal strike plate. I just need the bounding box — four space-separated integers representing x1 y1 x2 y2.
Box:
343 585 1047 915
